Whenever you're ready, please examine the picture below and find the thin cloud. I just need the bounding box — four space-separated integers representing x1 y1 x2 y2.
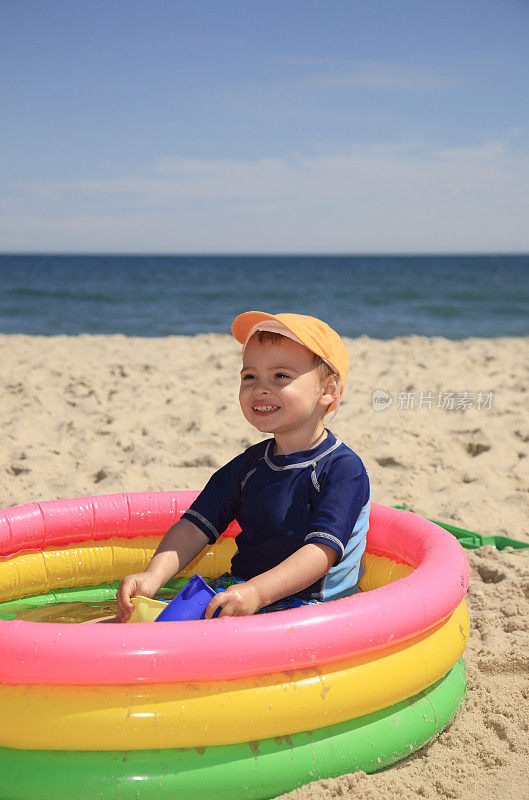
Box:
2 138 528 252
280 59 464 90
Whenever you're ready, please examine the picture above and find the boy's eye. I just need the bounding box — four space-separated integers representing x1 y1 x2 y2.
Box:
275 373 290 380
241 374 256 381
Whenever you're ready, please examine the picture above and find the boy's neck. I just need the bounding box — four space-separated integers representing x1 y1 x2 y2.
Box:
273 426 328 456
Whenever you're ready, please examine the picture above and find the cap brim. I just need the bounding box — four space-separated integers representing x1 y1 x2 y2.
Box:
231 312 285 345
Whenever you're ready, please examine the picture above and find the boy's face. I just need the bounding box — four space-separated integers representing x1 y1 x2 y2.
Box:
239 336 334 440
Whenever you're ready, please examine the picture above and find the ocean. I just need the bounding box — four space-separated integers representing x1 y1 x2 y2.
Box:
0 254 528 339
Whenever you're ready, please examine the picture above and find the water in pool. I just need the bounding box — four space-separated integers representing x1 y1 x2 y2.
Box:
13 601 120 623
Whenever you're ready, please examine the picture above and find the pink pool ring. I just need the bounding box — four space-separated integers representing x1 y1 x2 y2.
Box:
0 493 469 686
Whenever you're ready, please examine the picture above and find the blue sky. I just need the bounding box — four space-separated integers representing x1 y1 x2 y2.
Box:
1 0 528 253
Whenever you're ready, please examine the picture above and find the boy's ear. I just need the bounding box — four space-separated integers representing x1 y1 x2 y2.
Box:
319 374 338 409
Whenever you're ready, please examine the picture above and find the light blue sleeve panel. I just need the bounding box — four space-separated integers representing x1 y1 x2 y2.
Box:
319 492 370 601
304 451 370 601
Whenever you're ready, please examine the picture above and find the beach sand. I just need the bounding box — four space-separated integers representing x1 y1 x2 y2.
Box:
1 332 528 800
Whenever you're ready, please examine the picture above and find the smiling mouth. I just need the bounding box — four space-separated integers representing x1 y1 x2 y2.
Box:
253 405 280 414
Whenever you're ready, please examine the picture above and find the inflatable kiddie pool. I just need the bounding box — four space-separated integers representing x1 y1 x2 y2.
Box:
0 492 469 800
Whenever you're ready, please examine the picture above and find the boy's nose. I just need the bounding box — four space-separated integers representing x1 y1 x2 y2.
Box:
252 381 271 396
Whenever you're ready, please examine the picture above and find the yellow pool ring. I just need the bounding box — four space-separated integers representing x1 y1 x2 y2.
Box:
0 536 237 602
0 600 468 750
0 536 412 603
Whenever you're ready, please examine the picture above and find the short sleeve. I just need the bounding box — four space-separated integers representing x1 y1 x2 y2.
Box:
304 454 370 561
181 452 246 542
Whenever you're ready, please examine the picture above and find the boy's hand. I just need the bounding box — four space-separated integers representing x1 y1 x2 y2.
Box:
117 572 160 622
204 582 262 618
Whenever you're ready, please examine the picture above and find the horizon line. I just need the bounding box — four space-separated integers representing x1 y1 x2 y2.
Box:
1 251 528 258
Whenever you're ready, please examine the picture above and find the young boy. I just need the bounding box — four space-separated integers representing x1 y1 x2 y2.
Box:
117 311 370 622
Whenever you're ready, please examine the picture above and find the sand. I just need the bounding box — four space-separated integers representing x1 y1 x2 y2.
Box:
1 332 528 800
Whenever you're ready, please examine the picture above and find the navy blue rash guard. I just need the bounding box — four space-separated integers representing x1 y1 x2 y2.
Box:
182 430 370 602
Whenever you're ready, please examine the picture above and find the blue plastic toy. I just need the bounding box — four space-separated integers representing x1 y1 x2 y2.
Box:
155 574 221 621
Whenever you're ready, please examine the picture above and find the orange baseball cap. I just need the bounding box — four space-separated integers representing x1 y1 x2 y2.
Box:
231 311 350 413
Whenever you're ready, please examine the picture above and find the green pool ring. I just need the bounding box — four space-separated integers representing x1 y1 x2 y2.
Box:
0 578 188 619
0 660 465 800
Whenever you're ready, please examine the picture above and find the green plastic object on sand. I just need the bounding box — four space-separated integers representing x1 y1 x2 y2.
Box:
393 505 529 551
